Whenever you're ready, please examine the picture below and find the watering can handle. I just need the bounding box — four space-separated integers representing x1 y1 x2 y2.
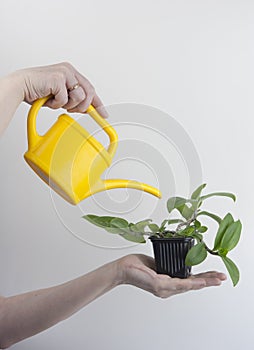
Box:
27 96 118 158
86 105 118 158
27 96 47 149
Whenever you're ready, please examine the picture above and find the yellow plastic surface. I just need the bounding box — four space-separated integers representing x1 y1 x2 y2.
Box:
24 96 162 204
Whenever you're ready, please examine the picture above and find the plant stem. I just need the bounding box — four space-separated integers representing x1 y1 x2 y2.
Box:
176 215 196 232
203 243 219 256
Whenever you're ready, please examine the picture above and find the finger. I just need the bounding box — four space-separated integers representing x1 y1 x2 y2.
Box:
161 276 206 295
192 271 227 280
62 73 83 109
66 73 95 112
201 277 222 287
173 278 207 293
64 86 86 110
169 278 208 294
71 71 108 117
193 270 221 276
67 85 95 113
188 278 208 291
46 87 68 109
190 275 225 287
92 94 109 118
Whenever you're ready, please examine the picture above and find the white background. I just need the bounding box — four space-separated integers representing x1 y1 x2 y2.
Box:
0 0 254 349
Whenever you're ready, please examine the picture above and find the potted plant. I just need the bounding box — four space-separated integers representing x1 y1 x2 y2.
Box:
82 184 242 286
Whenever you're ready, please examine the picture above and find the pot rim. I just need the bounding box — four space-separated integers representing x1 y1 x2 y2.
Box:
149 236 194 242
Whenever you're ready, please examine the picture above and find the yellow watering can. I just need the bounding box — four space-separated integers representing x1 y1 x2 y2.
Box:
24 96 161 205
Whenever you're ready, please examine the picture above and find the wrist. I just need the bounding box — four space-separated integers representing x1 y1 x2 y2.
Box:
111 257 127 286
114 255 133 285
6 70 26 102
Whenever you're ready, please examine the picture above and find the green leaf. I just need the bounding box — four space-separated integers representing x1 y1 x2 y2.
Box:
82 215 115 228
197 211 222 225
191 183 207 199
185 242 207 266
148 223 160 233
167 197 187 214
110 217 129 229
120 232 146 243
220 220 242 252
131 219 152 233
129 224 141 233
194 220 201 228
190 200 199 212
180 205 195 220
220 255 240 286
106 222 134 235
105 227 125 234
163 232 174 238
159 219 169 231
213 213 234 250
200 192 236 202
105 225 146 243
167 196 197 219
198 201 203 208
192 232 203 242
180 226 195 236
167 219 184 225
128 223 137 231
198 226 208 233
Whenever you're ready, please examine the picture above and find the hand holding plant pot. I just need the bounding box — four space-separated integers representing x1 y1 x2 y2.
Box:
83 184 242 286
116 254 226 298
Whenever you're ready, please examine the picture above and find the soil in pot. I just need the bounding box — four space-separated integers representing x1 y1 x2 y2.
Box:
149 236 194 278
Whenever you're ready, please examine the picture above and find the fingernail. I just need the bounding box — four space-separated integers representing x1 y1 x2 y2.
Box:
220 274 227 280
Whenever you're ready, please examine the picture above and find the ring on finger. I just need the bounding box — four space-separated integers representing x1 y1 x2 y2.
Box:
67 83 80 92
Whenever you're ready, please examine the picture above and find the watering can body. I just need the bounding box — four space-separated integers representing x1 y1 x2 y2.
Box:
24 96 161 205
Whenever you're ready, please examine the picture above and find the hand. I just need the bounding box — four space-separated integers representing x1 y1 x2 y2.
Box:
17 62 108 117
118 254 227 298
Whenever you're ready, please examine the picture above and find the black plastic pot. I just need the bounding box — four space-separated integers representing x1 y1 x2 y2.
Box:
149 236 194 278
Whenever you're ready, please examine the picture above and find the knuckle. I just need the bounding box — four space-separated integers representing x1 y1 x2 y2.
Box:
174 282 186 292
70 91 83 104
61 61 73 69
57 62 74 76
69 95 79 103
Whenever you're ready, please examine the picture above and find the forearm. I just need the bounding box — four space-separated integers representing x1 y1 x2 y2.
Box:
0 71 24 135
0 259 122 348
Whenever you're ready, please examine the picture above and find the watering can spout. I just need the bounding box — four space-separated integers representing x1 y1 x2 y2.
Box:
93 179 162 198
